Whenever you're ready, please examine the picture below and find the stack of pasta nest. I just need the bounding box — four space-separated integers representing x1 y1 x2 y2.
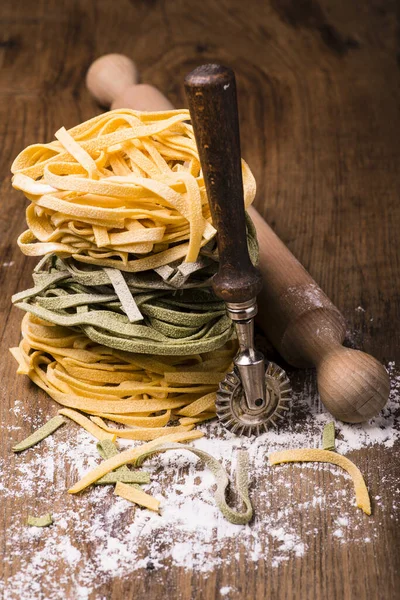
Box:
10 108 258 442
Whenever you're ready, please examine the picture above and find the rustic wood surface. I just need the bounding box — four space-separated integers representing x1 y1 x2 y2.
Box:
1 1 399 599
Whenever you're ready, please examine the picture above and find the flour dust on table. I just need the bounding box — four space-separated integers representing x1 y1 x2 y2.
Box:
1 364 399 600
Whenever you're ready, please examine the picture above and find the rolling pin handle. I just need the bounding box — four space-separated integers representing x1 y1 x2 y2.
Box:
86 54 139 107
184 64 262 304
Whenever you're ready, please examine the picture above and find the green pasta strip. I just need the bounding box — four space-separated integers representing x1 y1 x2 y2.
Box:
134 443 253 525
27 513 53 527
12 415 65 452
322 421 336 451
104 267 144 323
96 439 150 486
97 439 129 462
95 471 150 485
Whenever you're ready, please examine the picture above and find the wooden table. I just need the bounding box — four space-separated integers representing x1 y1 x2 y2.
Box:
1 1 399 598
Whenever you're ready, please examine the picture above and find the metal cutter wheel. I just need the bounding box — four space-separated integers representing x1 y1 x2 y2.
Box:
185 64 292 436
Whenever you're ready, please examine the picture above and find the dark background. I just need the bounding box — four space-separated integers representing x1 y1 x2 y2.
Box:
0 1 399 599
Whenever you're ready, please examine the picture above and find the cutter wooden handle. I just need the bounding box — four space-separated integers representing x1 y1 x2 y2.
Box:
184 65 262 304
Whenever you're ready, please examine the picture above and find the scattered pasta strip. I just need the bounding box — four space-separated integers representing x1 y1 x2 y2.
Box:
68 429 203 494
269 449 371 515
11 109 256 270
10 313 234 424
322 421 336 451
134 443 253 525
95 439 150 486
97 439 124 461
58 408 116 441
114 481 160 513
27 514 53 527
96 471 150 486
12 415 65 452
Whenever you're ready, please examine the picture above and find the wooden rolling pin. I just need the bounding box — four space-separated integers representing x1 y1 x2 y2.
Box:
86 54 390 423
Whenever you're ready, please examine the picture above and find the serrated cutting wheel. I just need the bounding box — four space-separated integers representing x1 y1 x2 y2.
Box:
185 64 292 436
216 362 292 436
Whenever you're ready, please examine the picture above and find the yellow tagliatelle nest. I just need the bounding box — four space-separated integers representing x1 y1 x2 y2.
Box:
10 313 237 440
11 109 256 271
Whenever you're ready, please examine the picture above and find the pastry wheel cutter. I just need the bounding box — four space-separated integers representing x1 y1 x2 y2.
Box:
184 64 291 436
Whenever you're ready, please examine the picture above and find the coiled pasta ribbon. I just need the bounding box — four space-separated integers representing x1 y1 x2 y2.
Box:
11 109 256 271
13 256 234 356
10 313 237 438
12 211 257 356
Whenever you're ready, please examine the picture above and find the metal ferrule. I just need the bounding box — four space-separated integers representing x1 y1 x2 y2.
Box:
226 299 258 321
226 298 267 411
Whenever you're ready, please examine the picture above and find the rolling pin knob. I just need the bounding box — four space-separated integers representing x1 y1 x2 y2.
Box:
86 54 139 107
86 54 174 112
317 348 390 423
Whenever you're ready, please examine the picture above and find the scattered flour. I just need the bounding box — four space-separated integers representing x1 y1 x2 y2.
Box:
0 363 399 599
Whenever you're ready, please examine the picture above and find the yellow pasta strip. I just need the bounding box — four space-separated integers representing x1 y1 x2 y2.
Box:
178 413 216 425
269 449 371 515
93 226 110 247
114 481 160 513
58 408 116 441
10 346 31 375
163 372 225 385
92 411 171 428
55 127 100 179
68 429 204 493
175 392 217 417
72 239 206 273
90 416 194 441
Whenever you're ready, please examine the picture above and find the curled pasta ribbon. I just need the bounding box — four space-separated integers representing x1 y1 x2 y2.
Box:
11 109 256 271
10 313 236 433
134 443 253 525
269 449 371 515
11 255 232 356
70 436 252 524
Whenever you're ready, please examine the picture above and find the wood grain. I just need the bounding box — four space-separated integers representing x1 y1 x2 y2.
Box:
0 1 399 599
